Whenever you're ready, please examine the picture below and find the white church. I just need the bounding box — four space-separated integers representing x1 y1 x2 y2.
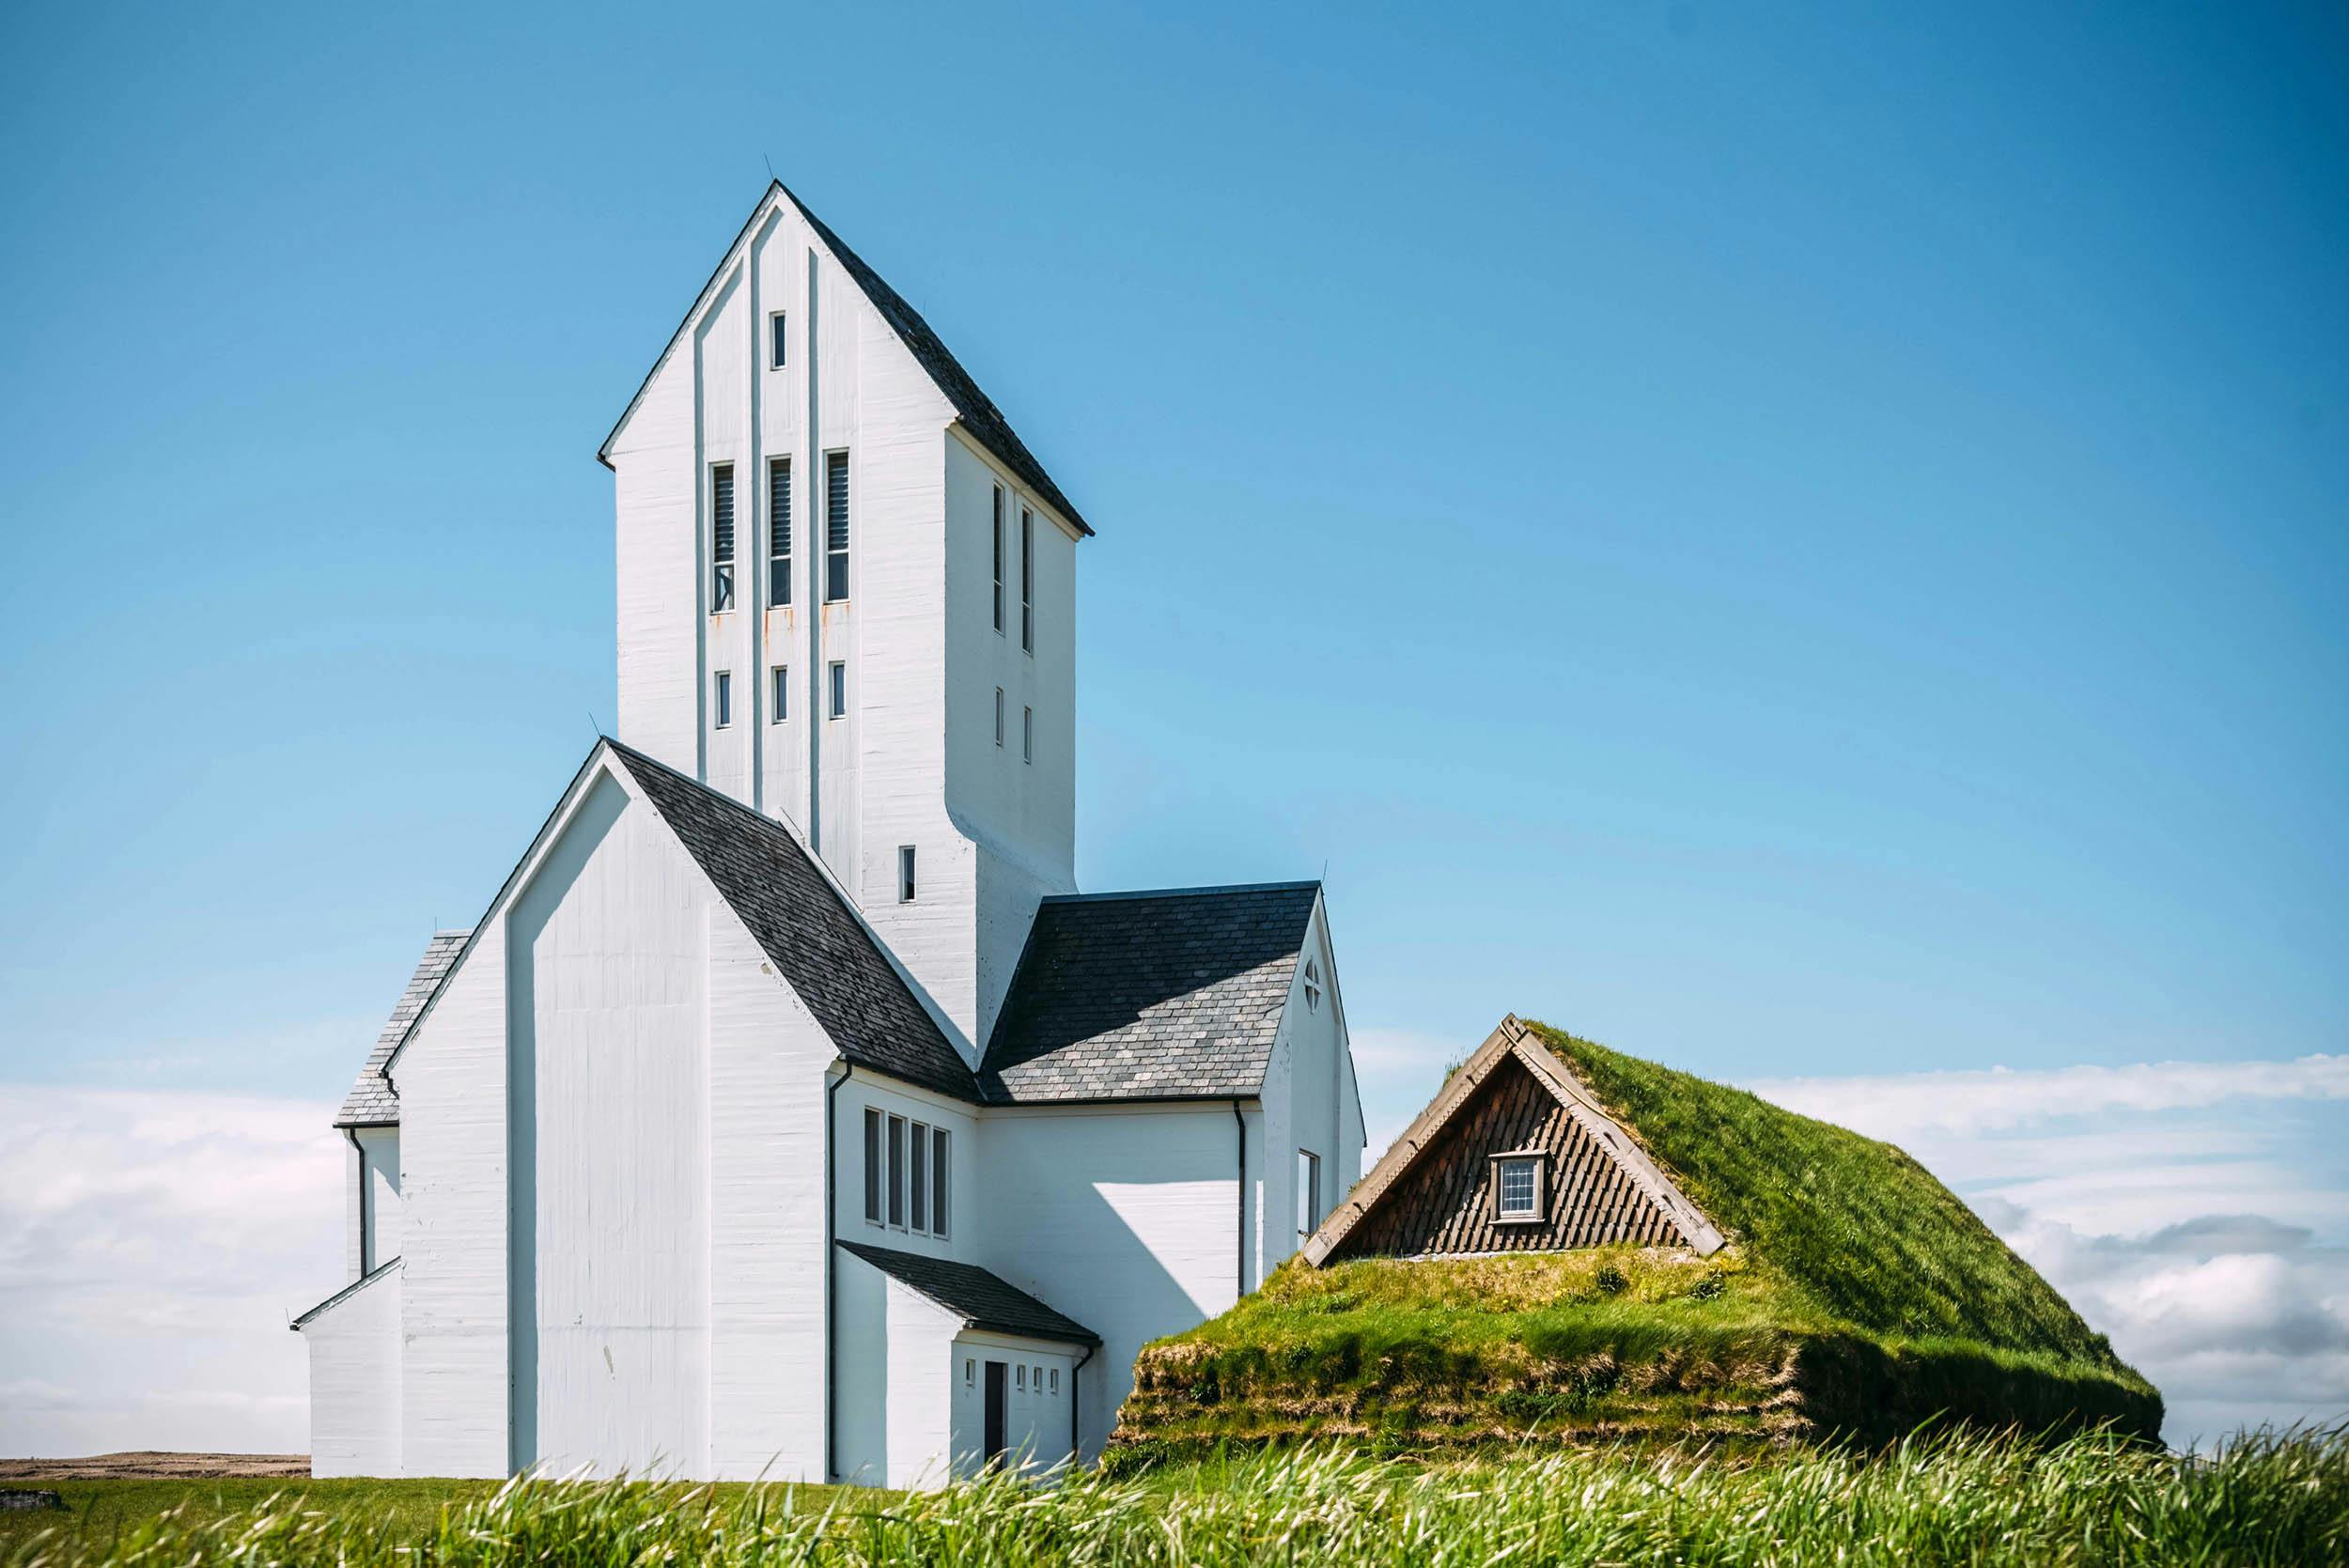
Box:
291 181 1365 1487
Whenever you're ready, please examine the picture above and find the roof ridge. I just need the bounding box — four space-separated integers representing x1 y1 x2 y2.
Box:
599 181 1092 536
1039 878 1321 905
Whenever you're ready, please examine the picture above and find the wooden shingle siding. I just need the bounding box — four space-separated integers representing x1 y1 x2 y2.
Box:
1332 1055 1682 1261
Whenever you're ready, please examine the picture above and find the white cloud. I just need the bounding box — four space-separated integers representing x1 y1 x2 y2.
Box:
0 1085 344 1456
1747 1054 2349 1142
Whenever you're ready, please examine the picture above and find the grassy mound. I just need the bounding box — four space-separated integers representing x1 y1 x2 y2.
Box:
1112 1021 2160 1462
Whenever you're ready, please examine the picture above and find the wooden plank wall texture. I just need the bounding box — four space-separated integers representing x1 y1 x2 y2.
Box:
1333 1056 1683 1260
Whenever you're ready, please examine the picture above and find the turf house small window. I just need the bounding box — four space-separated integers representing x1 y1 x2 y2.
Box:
1493 1152 1544 1221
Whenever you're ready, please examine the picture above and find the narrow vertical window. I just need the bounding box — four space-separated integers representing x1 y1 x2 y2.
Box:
1298 1150 1321 1243
710 464 736 612
1023 706 1033 764
863 1109 880 1224
824 450 849 601
769 311 788 369
887 1114 906 1228
768 458 791 608
994 688 1004 747
1050 1368 1059 1394
1301 957 1322 1012
991 487 1005 634
1016 1365 1025 1391
828 660 846 719
931 1126 949 1237
713 670 732 728
770 665 788 722
898 845 916 904
1019 507 1034 652
910 1122 929 1232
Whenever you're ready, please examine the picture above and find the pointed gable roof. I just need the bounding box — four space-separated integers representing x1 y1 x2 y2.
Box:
1302 1015 1723 1265
599 180 1093 537
978 881 1321 1103
602 740 982 1102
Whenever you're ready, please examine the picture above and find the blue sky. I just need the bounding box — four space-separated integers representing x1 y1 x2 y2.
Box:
1 1 2344 1452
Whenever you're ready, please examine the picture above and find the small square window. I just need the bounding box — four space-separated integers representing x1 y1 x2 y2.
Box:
829 661 847 719
770 665 788 722
770 311 788 369
898 845 916 904
713 670 732 729
1495 1155 1543 1220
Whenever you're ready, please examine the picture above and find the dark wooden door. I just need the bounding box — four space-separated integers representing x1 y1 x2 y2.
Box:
983 1360 1007 1465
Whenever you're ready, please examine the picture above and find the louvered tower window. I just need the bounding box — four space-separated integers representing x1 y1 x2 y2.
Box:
767 458 791 608
709 464 736 612
824 451 849 601
991 486 1005 633
1019 507 1034 652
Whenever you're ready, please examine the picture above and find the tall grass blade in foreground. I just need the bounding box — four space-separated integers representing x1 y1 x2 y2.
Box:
8 1426 2344 1567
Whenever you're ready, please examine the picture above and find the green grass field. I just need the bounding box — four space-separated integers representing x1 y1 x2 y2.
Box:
5 1429 2344 1566
1114 1021 2159 1459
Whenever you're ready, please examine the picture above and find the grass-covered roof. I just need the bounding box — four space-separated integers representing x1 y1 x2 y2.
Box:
1111 1020 2159 1463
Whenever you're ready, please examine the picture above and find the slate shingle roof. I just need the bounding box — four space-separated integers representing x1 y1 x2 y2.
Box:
978 882 1320 1104
600 181 1091 537
334 929 469 1126
838 1242 1099 1345
605 741 983 1102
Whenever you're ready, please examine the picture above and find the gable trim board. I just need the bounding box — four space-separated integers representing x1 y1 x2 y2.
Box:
1300 1016 1723 1266
599 180 1092 539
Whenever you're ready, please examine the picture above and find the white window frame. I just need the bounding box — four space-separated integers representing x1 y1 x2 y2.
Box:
828 660 847 720
992 486 1006 635
897 845 916 904
1492 1151 1547 1223
1297 1149 1321 1244
712 669 732 729
709 462 737 613
823 448 850 603
769 310 788 370
1301 957 1322 1013
1019 507 1034 653
767 456 791 609
770 665 788 723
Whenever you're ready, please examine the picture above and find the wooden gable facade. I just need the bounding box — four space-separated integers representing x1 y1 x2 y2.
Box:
1304 1017 1722 1265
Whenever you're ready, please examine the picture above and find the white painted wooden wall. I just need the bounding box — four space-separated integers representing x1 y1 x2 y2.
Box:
303 1265 401 1478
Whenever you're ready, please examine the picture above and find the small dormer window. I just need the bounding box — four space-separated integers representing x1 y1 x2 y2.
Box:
1301 957 1322 1013
1492 1151 1545 1222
